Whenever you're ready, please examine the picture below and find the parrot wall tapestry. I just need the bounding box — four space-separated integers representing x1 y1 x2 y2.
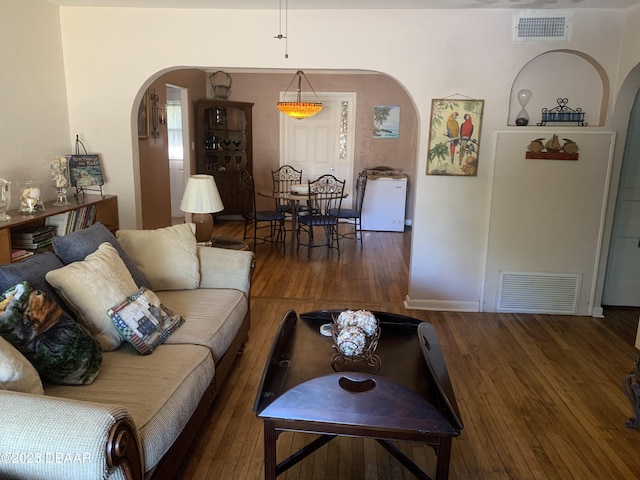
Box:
373 105 400 138
427 98 484 176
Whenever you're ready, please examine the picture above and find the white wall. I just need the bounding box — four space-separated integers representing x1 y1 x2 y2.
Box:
0 0 71 202
34 5 636 311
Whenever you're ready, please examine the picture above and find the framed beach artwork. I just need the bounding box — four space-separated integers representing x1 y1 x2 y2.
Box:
426 98 484 176
373 105 400 139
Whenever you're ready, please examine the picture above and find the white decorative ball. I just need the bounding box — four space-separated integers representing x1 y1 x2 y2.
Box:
353 310 378 337
336 326 366 356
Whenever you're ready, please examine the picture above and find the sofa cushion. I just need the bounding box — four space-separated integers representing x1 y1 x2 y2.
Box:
0 282 102 385
46 242 139 351
52 222 149 288
44 343 214 473
116 223 200 291
157 288 247 363
0 251 70 314
0 336 43 394
108 287 184 355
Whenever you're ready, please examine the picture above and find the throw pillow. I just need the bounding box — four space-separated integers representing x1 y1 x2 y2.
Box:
45 242 139 351
108 287 184 355
52 222 149 288
0 251 70 314
0 282 102 385
0 335 44 394
116 223 200 291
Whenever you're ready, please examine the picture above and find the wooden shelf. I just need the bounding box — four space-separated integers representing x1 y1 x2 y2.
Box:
0 194 118 265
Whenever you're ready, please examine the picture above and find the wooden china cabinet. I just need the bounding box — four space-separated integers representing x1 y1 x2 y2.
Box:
194 99 253 216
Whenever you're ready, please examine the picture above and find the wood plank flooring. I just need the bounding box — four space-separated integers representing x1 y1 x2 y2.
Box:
179 220 640 480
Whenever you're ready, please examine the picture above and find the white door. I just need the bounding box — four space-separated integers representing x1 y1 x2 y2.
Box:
603 90 640 306
280 93 356 201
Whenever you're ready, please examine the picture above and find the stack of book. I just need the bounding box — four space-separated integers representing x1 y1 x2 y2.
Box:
11 225 56 252
44 204 97 236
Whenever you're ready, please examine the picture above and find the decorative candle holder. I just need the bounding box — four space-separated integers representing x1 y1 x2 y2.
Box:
19 180 44 215
50 156 71 206
0 178 11 222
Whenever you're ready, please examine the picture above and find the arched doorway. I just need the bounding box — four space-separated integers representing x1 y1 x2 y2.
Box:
595 63 640 313
136 69 419 231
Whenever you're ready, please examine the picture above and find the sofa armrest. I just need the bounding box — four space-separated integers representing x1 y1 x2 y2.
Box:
197 246 254 296
0 391 141 480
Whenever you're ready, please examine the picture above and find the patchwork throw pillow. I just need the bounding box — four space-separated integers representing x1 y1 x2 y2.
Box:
116 223 200 291
0 282 102 385
0 251 70 315
52 222 149 288
45 242 139 351
108 287 184 355
0 335 44 394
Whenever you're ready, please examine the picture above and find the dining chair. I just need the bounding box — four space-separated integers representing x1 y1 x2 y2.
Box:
271 165 302 215
330 169 368 245
296 174 346 259
240 170 286 251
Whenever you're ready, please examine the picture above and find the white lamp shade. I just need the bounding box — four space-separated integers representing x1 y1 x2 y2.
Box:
180 174 224 214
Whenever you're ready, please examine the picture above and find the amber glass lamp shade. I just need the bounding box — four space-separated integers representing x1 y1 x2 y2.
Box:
277 70 323 120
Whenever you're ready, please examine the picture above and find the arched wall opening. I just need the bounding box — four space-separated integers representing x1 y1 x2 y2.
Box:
508 49 609 127
133 68 421 231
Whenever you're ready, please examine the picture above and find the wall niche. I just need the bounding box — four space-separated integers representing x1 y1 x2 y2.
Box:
508 49 609 127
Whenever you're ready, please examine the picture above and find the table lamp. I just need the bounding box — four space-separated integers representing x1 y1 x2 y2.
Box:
180 174 224 244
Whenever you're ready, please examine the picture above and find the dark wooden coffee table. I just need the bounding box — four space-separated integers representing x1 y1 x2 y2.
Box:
253 309 463 479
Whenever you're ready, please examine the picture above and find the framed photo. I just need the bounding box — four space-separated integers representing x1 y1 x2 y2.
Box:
137 90 149 139
427 98 484 176
373 105 400 138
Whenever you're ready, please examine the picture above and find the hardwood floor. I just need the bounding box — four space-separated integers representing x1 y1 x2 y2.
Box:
179 219 640 480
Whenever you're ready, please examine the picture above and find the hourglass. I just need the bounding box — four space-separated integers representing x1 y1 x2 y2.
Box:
515 89 532 126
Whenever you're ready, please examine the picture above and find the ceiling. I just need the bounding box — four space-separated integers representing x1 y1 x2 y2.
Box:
42 0 640 10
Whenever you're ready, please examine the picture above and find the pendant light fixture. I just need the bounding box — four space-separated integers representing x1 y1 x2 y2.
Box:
277 70 323 120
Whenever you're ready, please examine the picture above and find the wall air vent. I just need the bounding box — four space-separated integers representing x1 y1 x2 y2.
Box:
513 12 571 42
497 271 581 315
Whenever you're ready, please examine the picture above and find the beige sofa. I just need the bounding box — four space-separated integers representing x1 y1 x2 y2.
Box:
0 223 253 480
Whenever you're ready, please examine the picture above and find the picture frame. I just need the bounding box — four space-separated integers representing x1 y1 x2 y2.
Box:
67 154 104 187
373 105 400 139
426 98 484 176
137 90 149 139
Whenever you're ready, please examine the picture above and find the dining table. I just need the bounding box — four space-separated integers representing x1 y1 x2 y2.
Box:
257 190 310 251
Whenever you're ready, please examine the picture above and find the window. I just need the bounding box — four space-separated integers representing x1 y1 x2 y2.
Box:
167 100 183 160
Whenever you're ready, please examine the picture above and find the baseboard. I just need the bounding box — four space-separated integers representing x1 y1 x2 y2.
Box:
404 296 480 312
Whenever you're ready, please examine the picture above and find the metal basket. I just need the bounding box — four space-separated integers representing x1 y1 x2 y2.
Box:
209 71 232 99
330 319 381 371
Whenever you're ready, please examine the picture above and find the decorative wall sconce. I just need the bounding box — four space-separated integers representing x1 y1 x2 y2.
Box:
150 89 167 139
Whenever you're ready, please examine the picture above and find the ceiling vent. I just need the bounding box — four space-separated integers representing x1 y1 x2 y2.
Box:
513 12 571 42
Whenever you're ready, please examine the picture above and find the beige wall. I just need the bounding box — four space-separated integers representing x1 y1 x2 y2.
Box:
0 0 70 199
228 72 417 215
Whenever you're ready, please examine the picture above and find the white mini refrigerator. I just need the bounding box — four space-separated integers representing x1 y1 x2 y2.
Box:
361 176 407 232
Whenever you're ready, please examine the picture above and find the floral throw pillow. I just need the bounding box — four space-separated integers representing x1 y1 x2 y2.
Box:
0 282 102 385
108 287 184 355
